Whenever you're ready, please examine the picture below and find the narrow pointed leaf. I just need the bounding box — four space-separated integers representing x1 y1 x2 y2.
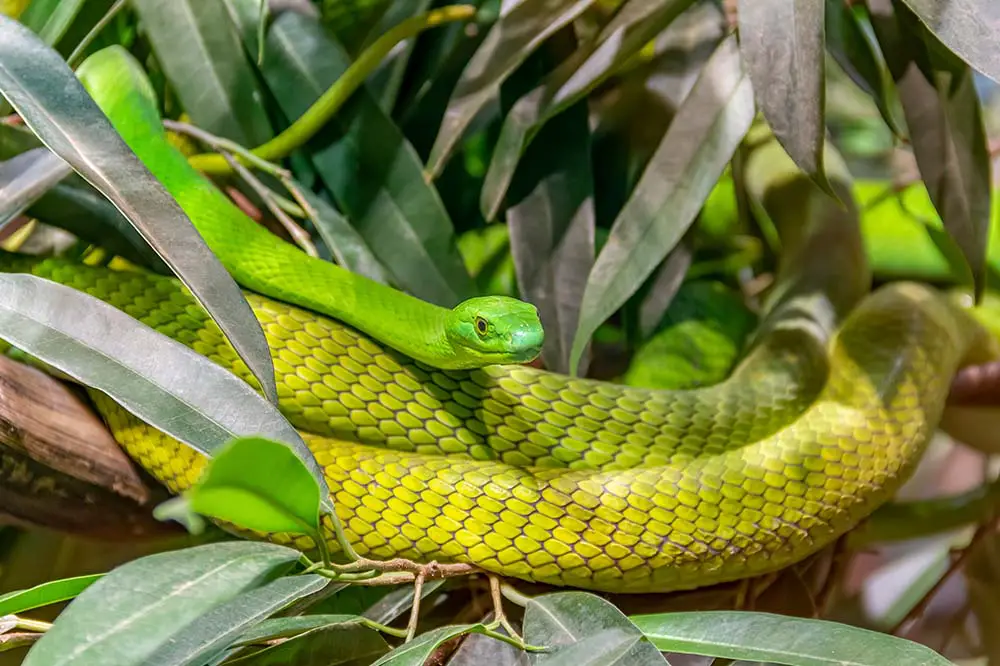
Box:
230 622 389 666
22 542 302 666
143 574 329 666
225 0 475 305
371 624 489 666
425 0 600 178
235 615 363 646
523 592 668 665
737 0 828 189
569 34 755 374
0 273 330 508
131 0 273 145
900 0 1000 83
868 0 992 298
0 574 103 617
0 148 71 227
17 0 86 46
0 18 277 403
631 611 954 665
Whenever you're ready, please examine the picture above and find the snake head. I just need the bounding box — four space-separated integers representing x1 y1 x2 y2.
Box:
445 296 544 366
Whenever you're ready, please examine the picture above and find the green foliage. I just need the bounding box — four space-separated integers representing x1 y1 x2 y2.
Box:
0 0 998 664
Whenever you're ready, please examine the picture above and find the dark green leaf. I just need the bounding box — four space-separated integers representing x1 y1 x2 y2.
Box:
0 22 277 403
371 624 488 666
295 186 394 285
480 0 695 220
164 436 322 536
235 614 362 646
425 0 600 178
226 0 475 306
0 272 329 509
868 0 992 298
737 0 828 189
503 38 595 375
143 574 329 666
0 574 102 617
361 579 446 625
523 592 668 665
229 622 389 666
631 611 955 665
569 33 755 374
17 0 85 46
130 0 273 145
824 0 904 135
22 542 302 666
446 626 525 666
0 147 71 227
364 0 435 111
900 0 1000 83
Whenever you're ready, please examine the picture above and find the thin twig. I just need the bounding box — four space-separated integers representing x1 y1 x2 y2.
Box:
67 0 128 67
405 573 426 642
489 576 521 641
162 119 292 180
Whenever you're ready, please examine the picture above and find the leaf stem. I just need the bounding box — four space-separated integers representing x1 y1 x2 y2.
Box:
187 5 478 174
66 0 128 67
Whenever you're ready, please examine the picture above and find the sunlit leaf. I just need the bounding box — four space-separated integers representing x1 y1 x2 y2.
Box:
131 0 273 145
631 611 955 665
868 0 992 298
523 592 668 665
0 147 71 227
737 0 828 190
0 574 102 617
568 33 754 375
22 542 302 666
425 0 600 178
0 21 277 402
900 0 1000 83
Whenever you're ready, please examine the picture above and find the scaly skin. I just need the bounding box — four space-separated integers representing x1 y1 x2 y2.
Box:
5 251 995 593
73 47 543 370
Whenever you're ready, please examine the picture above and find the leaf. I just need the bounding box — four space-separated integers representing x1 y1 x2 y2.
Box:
362 579 446 624
162 436 323 536
235 614 362 646
0 147 71 227
0 272 331 510
16 0 86 46
295 186 394 285
523 592 668 665
424 0 600 179
370 624 489 666
130 0 273 145
480 0 695 220
737 0 828 190
630 611 955 665
225 0 476 306
900 0 1000 84
228 622 389 666
0 21 277 403
142 574 329 666
22 542 303 666
503 33 595 375
0 574 102 617
868 0 992 298
824 0 904 135
568 33 755 375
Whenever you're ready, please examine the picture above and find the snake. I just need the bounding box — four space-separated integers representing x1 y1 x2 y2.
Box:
4 44 1000 595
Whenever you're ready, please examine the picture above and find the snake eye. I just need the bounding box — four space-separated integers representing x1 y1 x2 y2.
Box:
475 316 488 336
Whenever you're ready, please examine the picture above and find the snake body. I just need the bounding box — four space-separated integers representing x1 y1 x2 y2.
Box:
3 46 997 594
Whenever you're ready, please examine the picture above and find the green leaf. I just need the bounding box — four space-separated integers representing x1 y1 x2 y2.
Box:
0 272 331 510
523 592 668 665
0 574 102 617
0 147 71 227
899 0 1000 83
362 580 446 625
22 542 302 666
17 0 86 46
568 33 755 375
502 33 595 375
235 614 362 646
130 0 273 145
165 436 323 536
294 186 394 285
226 0 476 306
868 0 992 298
228 622 389 666
737 0 828 191
363 0 435 111
480 0 694 220
425 0 600 178
630 611 956 665
371 624 489 666
143 574 329 666
0 21 278 403
824 0 904 135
